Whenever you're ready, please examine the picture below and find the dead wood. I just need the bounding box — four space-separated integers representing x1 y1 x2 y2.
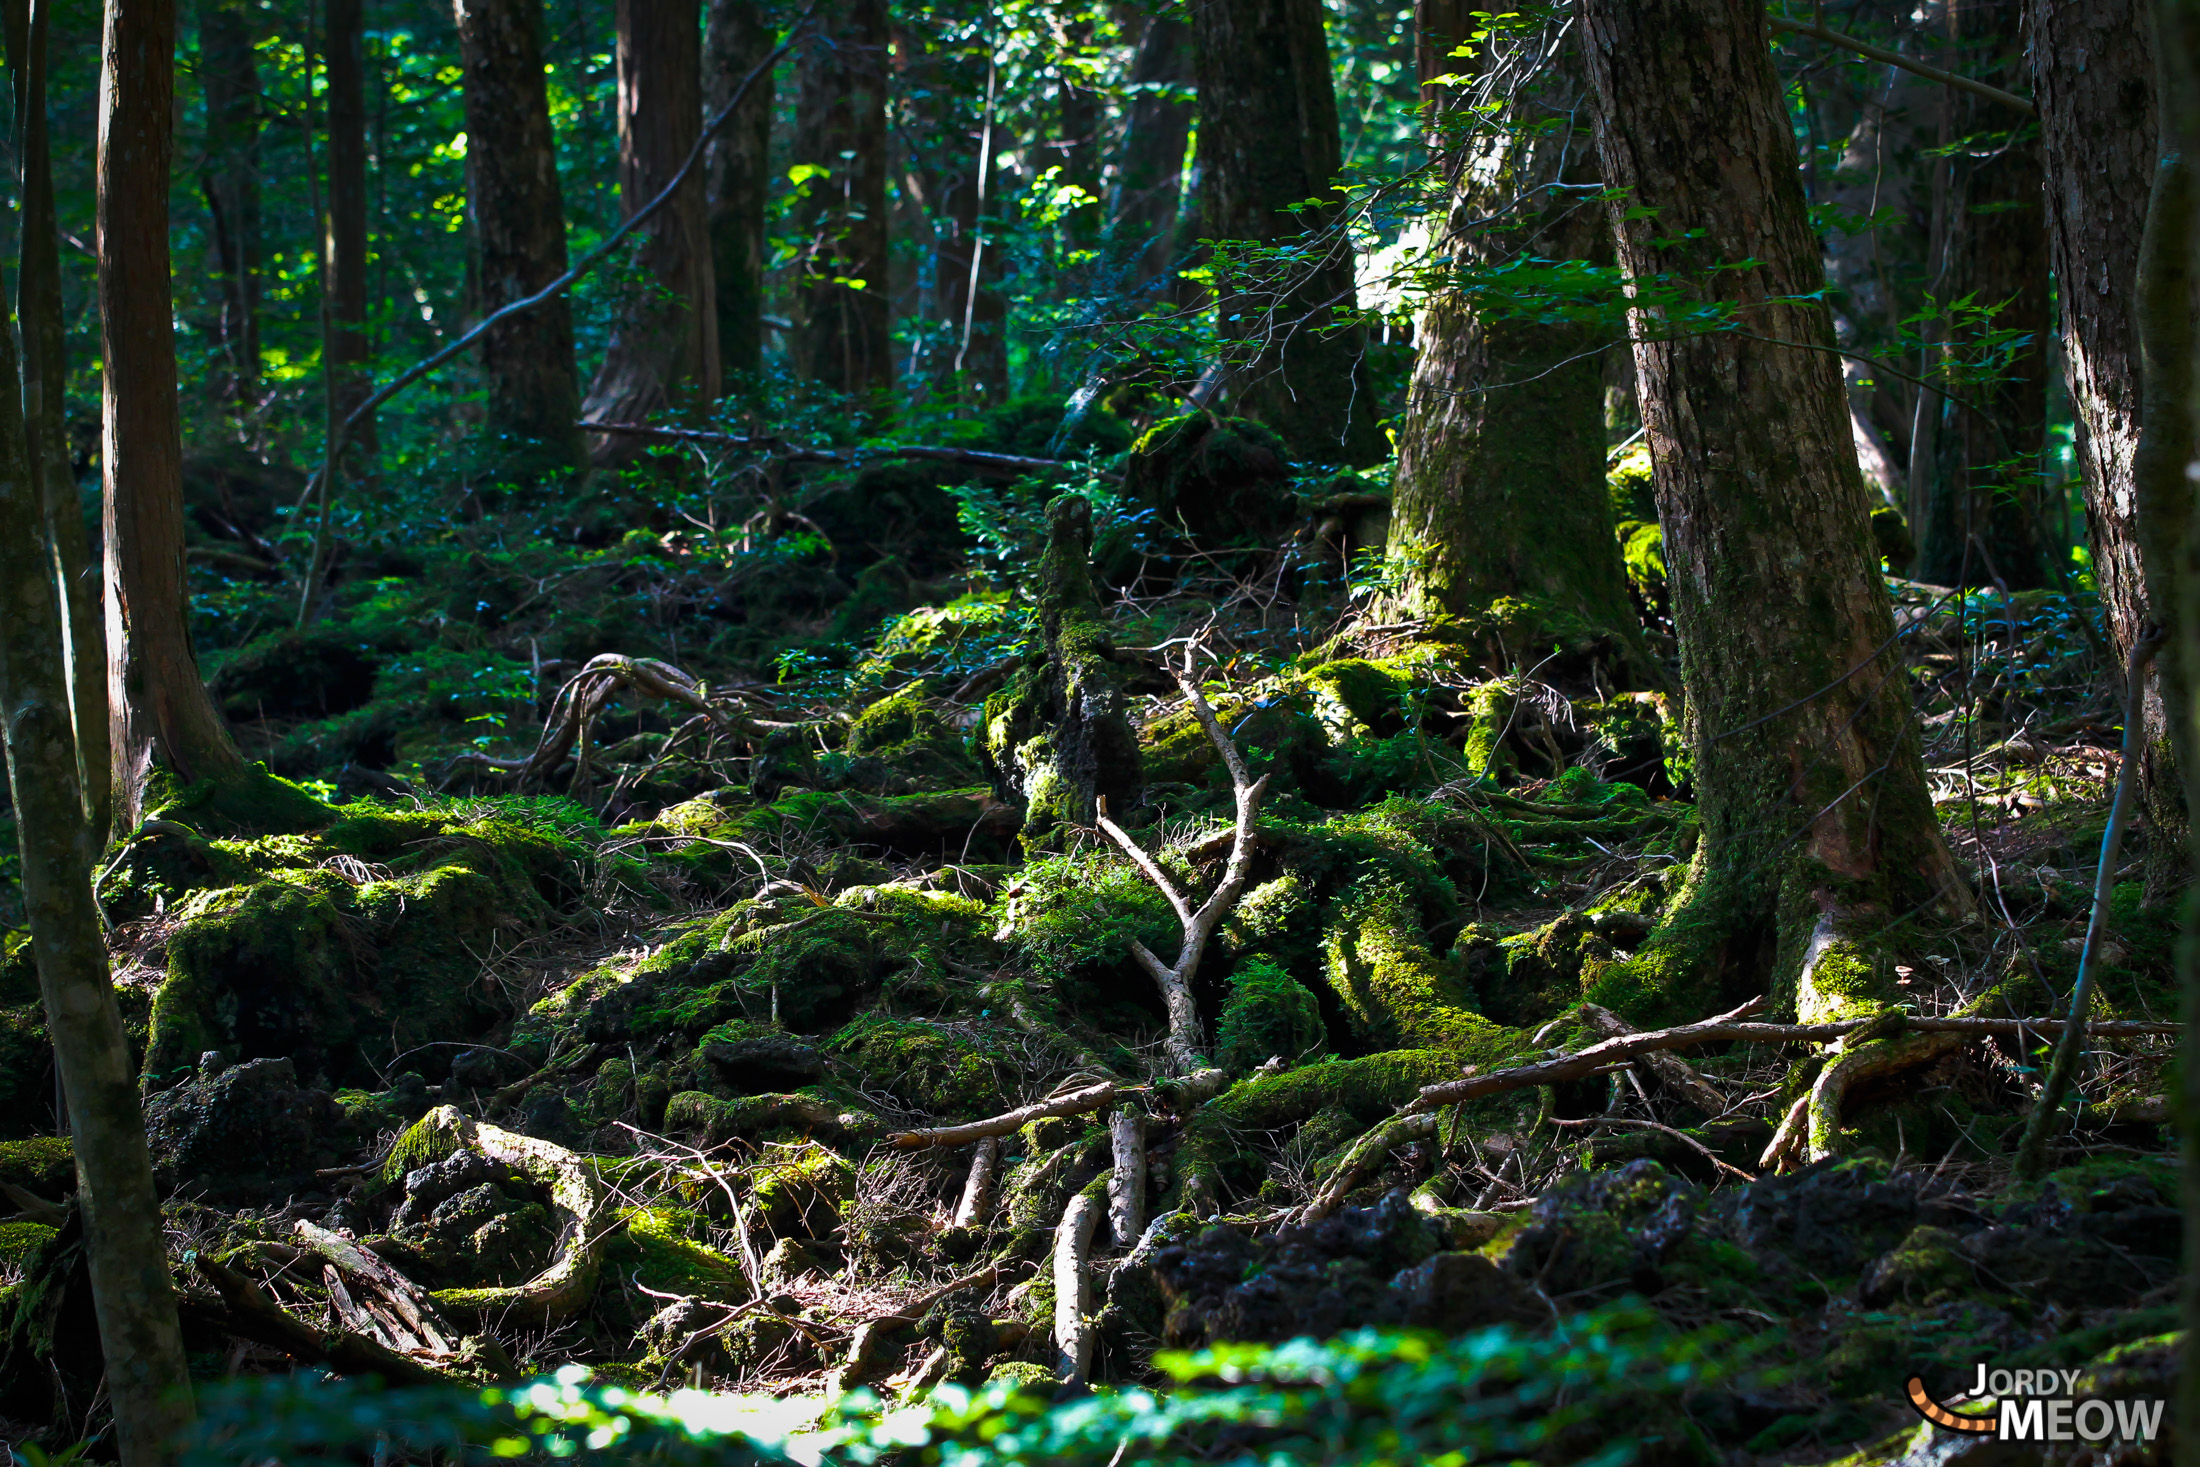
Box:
1052 1187 1104 1386
954 1134 1004 1227
887 1081 1131 1150
1107 1106 1147 1246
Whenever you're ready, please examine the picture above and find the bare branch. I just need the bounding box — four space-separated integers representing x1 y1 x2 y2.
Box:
1053 1188 1104 1386
887 1081 1129 1150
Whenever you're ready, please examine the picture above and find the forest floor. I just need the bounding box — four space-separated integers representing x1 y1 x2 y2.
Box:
0 417 2181 1465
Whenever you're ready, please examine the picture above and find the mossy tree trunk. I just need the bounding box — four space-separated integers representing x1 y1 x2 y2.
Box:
453 0 585 476
1913 3 2054 591
791 0 892 397
9 0 107 837
101 0 247 835
1386 13 1654 686
1191 0 1383 465
2 146 195 1462
2032 0 2187 899
703 0 774 382
1578 0 1969 1027
581 0 720 462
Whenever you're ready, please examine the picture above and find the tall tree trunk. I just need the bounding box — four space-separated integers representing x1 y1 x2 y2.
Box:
324 0 374 463
0 313 194 1461
1191 0 1382 464
790 0 891 396
1108 12 1192 293
1578 0 1970 1026
196 0 261 427
9 0 108 837
1387 10 1652 688
582 0 719 461
102 0 245 833
2031 0 2186 898
1048 17 1099 248
905 25 1006 400
1914 0 2054 590
703 0 774 382
453 0 585 475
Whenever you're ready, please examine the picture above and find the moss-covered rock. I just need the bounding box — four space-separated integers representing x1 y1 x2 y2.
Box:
0 1138 71 1197
829 1014 1007 1119
748 1141 855 1239
1119 414 1294 553
1214 958 1326 1073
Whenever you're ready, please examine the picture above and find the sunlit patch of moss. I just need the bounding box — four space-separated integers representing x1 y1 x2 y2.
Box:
830 1013 1007 1119
1214 958 1327 1073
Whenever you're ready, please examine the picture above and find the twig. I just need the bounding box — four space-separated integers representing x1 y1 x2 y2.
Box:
1547 1115 1756 1182
1764 13 2035 116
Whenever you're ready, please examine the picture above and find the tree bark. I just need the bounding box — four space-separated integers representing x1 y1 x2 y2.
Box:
903 24 1006 399
703 0 774 381
195 0 261 426
2031 0 2186 897
1914 0 2054 590
790 0 891 396
324 0 375 463
453 0 585 475
1191 0 1383 463
102 0 246 833
582 0 720 462
1387 12 1653 686
2 159 194 1466
1579 0 1969 1027
9 0 107 837
1108 13 1192 294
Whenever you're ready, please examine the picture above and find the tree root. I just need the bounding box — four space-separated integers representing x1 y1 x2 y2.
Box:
954 1134 1005 1227
1097 648 1271 1070
1803 1026 1966 1164
888 1081 1134 1150
403 1106 608 1329
444 653 775 789
1052 1183 1105 1387
1107 1106 1147 1246
1302 1111 1440 1222
826 1259 1030 1394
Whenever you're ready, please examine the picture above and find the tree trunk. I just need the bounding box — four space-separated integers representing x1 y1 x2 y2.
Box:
904 27 1006 400
10 0 108 838
1048 17 1099 250
453 0 585 475
1192 0 1382 464
195 0 261 426
790 0 891 396
102 0 245 834
1578 0 1969 1027
1108 13 1192 293
324 0 375 463
2031 0 2186 898
703 0 773 382
1387 12 1653 687
13 65 196 1465
582 0 719 462
1914 1 2054 590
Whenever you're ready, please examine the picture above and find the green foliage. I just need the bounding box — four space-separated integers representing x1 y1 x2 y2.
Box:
1214 958 1326 1073
180 1310 1722 1466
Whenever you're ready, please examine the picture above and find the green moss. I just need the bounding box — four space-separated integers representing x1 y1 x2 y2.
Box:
829 1014 1006 1119
1214 959 1326 1074
1319 876 1492 1052
381 1109 465 1185
149 763 337 837
0 1222 56 1265
1302 660 1413 739
1606 441 1657 523
661 1090 880 1146
748 1141 855 1237
0 1138 71 1195
616 1207 748 1302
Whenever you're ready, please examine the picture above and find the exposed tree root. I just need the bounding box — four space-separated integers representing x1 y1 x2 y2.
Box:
888 1081 1134 1150
1108 1106 1147 1246
1302 1111 1441 1222
444 653 774 788
954 1134 1005 1227
1097 649 1271 1070
1052 1184 1105 1386
401 1106 608 1328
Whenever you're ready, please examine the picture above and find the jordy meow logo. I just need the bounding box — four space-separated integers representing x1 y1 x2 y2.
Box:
1906 1366 2167 1445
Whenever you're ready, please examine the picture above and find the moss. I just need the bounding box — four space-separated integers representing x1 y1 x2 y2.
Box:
1606 441 1657 523
1119 415 1295 554
661 1090 880 1146
615 1207 748 1302
1616 522 1666 601
829 1014 1007 1119
149 763 338 837
0 1222 56 1265
381 1108 466 1185
1319 876 1493 1052
998 849 1177 986
1214 959 1326 1074
748 1141 855 1238
1302 659 1414 739
0 1138 71 1195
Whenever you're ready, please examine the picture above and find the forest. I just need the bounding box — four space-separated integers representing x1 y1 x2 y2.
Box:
0 0 2196 1461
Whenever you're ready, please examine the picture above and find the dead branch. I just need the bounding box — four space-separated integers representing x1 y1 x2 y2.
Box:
887 1081 1130 1150
826 1259 1029 1393
1097 649 1272 1070
1577 1004 1730 1117
186 1254 456 1386
1302 1111 1440 1222
576 421 1126 483
1053 1187 1105 1386
1548 1115 1757 1182
1107 1106 1147 1246
954 1135 1004 1228
295 1219 456 1353
1760 1094 1811 1172
1406 1001 2177 1113
445 653 773 788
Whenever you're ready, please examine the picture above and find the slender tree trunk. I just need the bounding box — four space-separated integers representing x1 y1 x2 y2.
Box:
1914 0 2053 590
324 0 374 463
8 0 108 837
906 28 1006 400
2031 0 2187 898
1578 0 1969 1026
582 0 719 461
1108 13 1192 293
703 0 774 382
1191 0 1382 464
790 0 891 396
1049 17 1099 249
14 45 196 1464
453 0 585 474
1387 12 1652 687
195 0 261 427
102 0 245 834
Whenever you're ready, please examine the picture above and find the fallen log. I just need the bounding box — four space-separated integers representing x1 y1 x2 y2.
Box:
188 1254 453 1386
887 1081 1132 1150
826 1259 1029 1394
295 1219 456 1353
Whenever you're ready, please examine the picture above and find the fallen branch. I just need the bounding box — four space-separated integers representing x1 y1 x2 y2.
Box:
887 1081 1130 1151
1302 1111 1440 1222
1577 1004 1729 1117
1053 1187 1104 1387
826 1258 1029 1394
578 421 1125 483
954 1134 1004 1228
295 1220 456 1354
446 654 771 789
1097 649 1272 1070
1107 1106 1147 1246
1406 1000 2177 1113
187 1254 455 1386
1548 1115 1756 1182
